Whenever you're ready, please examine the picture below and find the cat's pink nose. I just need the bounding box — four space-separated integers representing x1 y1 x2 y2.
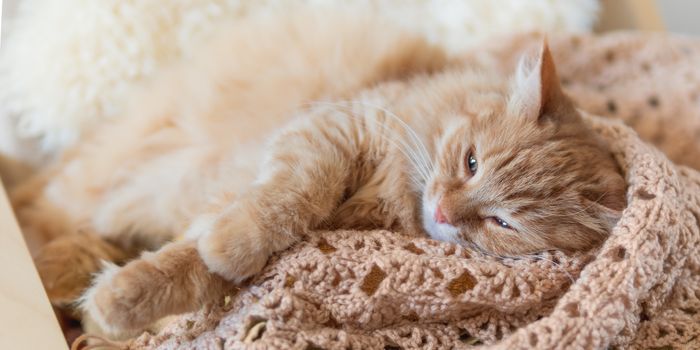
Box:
434 205 449 224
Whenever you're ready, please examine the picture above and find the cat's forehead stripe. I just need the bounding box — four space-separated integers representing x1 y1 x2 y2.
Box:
491 150 520 172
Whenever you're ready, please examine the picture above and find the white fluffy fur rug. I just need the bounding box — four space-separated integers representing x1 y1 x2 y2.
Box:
0 0 598 163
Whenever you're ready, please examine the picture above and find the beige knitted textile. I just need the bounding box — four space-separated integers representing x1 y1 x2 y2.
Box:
124 33 700 349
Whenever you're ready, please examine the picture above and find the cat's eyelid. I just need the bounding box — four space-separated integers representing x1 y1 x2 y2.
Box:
487 216 517 231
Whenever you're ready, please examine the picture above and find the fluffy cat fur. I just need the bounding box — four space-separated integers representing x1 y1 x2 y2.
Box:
11 10 626 336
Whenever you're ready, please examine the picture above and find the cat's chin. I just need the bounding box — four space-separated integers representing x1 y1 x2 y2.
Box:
421 200 460 244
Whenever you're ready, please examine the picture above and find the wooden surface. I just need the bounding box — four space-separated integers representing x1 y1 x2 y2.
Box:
0 181 67 350
598 0 665 32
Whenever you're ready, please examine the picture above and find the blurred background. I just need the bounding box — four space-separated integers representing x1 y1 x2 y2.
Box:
597 0 700 34
6 1 700 45
6 0 700 38
656 0 700 34
0 0 693 179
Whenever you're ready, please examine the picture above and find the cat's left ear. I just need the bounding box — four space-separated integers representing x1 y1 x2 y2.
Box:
508 40 575 124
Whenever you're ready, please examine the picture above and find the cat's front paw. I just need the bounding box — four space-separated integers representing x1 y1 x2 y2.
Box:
81 241 228 337
80 262 146 337
195 207 271 284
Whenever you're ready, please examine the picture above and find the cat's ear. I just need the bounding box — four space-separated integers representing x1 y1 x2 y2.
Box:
508 40 575 124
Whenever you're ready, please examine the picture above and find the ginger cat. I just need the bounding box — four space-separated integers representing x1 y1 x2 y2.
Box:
12 10 626 337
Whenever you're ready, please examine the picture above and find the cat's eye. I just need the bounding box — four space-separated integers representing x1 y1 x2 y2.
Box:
490 216 514 230
466 151 477 175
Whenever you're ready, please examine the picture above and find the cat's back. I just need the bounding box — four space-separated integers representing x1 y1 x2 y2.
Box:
111 8 448 150
28 9 450 225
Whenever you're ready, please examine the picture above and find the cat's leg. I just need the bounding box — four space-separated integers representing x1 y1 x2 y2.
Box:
13 188 147 312
81 240 229 337
82 111 367 334
34 231 129 308
10 174 129 308
196 113 358 282
10 130 207 308
11 172 71 253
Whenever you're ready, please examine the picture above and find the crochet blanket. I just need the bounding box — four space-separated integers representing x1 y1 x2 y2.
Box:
112 33 700 349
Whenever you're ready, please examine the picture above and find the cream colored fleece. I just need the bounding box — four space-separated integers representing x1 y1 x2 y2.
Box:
0 0 597 162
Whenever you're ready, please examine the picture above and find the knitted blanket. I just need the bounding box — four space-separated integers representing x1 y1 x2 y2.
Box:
116 33 700 349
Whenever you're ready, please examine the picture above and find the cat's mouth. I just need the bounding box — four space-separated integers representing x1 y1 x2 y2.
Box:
421 196 460 243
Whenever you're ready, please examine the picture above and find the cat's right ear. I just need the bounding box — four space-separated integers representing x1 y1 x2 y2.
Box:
507 41 576 124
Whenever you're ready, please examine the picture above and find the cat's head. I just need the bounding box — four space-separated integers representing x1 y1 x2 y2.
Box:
422 43 626 255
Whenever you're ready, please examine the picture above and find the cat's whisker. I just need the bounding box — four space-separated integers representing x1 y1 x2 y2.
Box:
545 191 614 234
304 101 432 183
573 191 610 217
463 241 576 284
357 114 431 182
307 99 434 182
409 175 425 192
347 100 434 182
522 253 576 284
353 100 435 173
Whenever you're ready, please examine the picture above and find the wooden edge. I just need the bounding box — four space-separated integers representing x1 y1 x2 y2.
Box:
0 180 67 349
597 0 665 32
1 0 3 47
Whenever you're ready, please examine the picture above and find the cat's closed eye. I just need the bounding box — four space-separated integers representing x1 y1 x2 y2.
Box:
488 216 515 230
